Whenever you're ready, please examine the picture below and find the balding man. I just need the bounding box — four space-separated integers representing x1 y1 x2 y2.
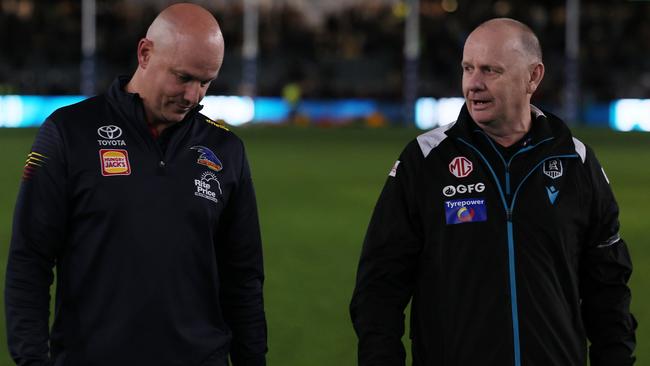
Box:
6 4 267 365
351 18 636 366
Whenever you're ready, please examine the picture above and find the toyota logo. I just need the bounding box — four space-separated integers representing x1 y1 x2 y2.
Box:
97 125 123 140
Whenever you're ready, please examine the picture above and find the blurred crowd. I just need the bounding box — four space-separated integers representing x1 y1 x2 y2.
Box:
1 0 649 107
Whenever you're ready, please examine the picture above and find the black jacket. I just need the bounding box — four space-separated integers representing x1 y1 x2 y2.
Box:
5 77 267 366
350 105 636 366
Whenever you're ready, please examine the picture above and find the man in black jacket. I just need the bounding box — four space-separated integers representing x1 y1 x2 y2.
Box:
5 3 266 365
350 18 636 366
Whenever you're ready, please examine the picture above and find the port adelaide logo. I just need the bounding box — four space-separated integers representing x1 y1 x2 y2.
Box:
97 125 126 146
449 156 473 178
543 159 563 179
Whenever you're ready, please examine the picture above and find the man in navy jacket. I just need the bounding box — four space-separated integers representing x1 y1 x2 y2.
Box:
5 4 266 365
351 18 636 366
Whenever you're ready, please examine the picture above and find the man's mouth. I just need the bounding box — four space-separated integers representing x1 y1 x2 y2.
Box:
174 104 192 112
471 99 492 108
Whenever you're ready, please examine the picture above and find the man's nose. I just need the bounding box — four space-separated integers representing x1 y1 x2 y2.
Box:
183 82 202 105
466 72 486 91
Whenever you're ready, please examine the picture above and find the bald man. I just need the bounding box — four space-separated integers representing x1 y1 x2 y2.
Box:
6 4 267 365
351 18 636 366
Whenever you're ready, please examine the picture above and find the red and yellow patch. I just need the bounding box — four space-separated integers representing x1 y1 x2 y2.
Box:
99 149 131 176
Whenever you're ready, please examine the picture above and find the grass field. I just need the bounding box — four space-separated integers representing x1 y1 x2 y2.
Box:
0 126 648 365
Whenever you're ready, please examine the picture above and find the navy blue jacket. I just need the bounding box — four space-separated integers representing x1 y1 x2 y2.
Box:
351 105 636 366
5 78 267 366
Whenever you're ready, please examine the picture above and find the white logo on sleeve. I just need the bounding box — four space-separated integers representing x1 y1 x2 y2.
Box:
389 160 400 177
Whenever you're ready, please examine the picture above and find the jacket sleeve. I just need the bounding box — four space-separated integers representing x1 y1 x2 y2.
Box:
350 143 423 366
216 141 267 366
579 147 636 366
5 118 67 366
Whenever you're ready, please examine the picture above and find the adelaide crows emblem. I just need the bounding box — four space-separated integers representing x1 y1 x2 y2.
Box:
190 146 223 172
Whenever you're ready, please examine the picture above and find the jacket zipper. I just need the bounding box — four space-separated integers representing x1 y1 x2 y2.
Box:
458 136 578 366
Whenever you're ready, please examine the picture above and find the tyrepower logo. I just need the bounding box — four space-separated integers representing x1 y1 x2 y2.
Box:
99 149 131 176
449 156 473 178
442 183 485 197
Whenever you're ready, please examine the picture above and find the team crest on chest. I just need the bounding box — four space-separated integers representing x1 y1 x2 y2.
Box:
543 159 563 179
190 145 223 172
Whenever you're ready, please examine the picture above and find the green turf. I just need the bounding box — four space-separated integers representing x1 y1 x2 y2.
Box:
0 126 648 365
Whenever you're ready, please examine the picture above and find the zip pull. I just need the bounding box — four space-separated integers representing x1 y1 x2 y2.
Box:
506 208 512 221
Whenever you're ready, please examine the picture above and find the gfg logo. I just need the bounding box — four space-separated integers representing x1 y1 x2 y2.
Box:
97 125 123 140
442 183 485 197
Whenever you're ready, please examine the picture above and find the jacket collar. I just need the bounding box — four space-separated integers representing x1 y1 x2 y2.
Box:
106 76 203 129
445 103 575 155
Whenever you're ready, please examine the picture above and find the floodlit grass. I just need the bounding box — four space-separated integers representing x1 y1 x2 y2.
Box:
0 126 648 365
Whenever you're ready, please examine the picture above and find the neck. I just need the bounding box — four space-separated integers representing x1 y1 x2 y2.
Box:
479 109 532 148
124 75 174 135
480 118 532 147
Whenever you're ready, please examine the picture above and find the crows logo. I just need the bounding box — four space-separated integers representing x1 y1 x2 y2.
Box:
190 146 223 172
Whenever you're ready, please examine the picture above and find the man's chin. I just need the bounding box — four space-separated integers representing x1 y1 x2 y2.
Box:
469 110 494 125
163 111 189 124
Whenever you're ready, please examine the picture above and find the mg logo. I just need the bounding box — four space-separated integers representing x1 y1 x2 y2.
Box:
97 125 123 140
449 156 473 178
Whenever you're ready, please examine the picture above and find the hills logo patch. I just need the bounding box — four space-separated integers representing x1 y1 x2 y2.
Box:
194 171 222 203
100 149 131 176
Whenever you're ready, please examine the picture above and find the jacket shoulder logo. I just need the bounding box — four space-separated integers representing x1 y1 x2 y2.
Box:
190 146 223 172
97 125 123 139
449 156 473 178
543 159 563 179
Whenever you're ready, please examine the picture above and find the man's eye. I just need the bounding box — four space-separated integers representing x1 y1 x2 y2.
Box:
484 67 500 75
178 75 191 82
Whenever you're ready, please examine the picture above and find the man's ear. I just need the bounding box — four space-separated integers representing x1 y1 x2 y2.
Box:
137 38 154 69
527 62 544 94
